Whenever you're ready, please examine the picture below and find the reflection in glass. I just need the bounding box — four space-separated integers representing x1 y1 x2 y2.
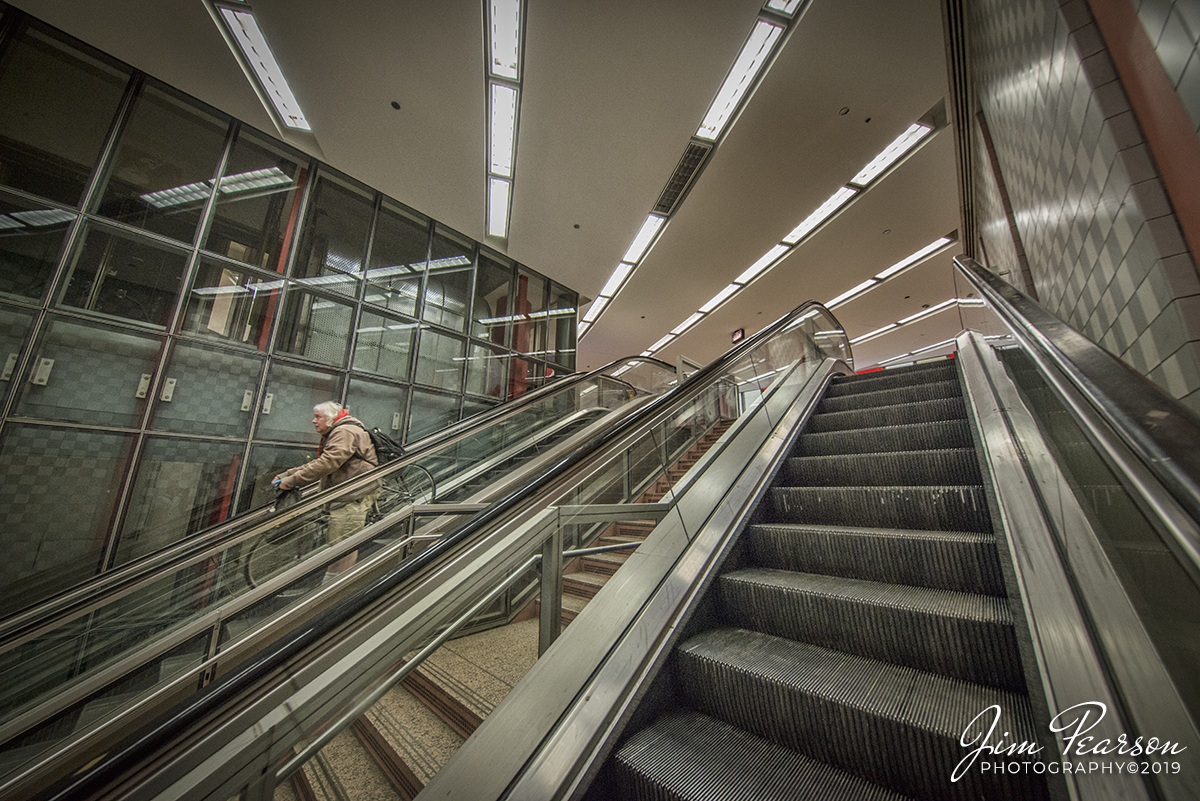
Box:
423 226 473 331
93 82 229 244
241 442 312 512
546 282 578 369
255 361 340 444
15 316 162 427
204 129 307 273
276 288 353 366
366 200 428 316
0 191 74 301
0 425 134 613
415 328 464 392
511 270 547 356
473 252 512 343
0 305 33 391
408 388 460 442
292 172 372 298
116 437 244 566
181 258 281 349
465 342 508 399
59 223 190 327
152 342 263 437
346 377 408 440
0 23 130 206
353 310 415 380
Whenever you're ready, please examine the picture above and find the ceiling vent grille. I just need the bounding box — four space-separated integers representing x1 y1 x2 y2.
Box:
653 141 713 217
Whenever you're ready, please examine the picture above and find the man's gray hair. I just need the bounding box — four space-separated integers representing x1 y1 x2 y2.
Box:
313 401 343 420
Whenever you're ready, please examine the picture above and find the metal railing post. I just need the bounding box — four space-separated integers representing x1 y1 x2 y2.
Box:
538 511 564 656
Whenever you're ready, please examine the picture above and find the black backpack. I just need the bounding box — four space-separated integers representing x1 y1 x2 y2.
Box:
350 421 405 465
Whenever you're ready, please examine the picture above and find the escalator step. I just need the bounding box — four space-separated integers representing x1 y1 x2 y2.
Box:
611 710 909 801
718 568 1024 691
674 628 1047 801
794 420 974 456
817 380 962 414
780 448 982 487
744 524 1005 596
825 360 957 397
805 397 966 433
764 485 991 533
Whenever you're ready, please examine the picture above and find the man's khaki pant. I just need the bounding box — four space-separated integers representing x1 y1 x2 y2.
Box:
326 492 379 545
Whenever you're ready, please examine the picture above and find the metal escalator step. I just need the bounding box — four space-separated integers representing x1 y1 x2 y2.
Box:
817 379 962 414
674 628 1047 801
780 448 982 487
611 710 909 801
744 524 1005 596
805 397 967 433
794 420 973 456
764 485 991 533
825 360 958 397
718 568 1024 691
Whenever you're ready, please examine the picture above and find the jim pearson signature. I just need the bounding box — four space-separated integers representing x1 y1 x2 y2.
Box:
953 702 1187 782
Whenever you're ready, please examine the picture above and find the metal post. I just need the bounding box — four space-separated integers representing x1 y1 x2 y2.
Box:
538 518 564 656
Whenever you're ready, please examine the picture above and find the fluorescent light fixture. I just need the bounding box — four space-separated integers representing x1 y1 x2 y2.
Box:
700 283 741 313
623 215 665 263
428 255 472 270
735 244 789 285
850 122 932 185
671 312 704 336
879 351 914 365
488 177 511 237
765 0 804 14
827 278 877 308
697 20 783 141
488 0 521 79
582 296 609 323
600 263 634 298
0 215 22 230
219 166 291 193
578 322 591 337
140 182 210 209
898 298 957 325
875 237 952 279
10 208 75 226
782 186 857 244
850 323 897 344
490 83 518 177
220 8 311 130
648 334 675 352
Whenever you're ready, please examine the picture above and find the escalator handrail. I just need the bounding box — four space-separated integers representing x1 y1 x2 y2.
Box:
41 301 847 801
956 255 1200 566
0 356 666 641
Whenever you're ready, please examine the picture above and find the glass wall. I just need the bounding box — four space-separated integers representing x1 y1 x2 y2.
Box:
0 4 579 610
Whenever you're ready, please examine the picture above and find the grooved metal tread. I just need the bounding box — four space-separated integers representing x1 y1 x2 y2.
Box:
794 419 974 456
765 485 991 533
805 397 967 433
744 523 1005 596
675 628 1045 801
612 710 911 801
826 361 958 397
817 379 962 414
781 448 982 487
718 568 1023 690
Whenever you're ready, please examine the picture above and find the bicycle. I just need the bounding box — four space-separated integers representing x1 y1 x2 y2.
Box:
243 463 437 588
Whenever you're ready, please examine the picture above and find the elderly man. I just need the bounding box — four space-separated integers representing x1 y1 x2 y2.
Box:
275 401 381 576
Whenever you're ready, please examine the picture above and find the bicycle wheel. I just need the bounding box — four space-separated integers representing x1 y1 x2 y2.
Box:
395 463 436 504
245 528 306 587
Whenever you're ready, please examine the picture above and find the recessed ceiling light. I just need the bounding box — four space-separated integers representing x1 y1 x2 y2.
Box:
488 177 511 237
489 83 518 177
488 0 521 79
622 215 666 263
696 20 783 141
218 6 311 131
827 279 877 308
850 122 932 185
782 186 857 244
600 263 634 298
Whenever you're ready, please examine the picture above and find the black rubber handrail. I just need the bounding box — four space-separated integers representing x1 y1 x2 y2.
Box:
41 301 846 801
956 256 1200 562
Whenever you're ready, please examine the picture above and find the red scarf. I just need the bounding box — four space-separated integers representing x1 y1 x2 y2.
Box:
317 409 351 455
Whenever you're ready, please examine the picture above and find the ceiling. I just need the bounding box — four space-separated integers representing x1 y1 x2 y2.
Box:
9 0 965 372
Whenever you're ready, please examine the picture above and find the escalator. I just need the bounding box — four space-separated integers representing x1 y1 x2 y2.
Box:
14 255 1200 800
603 358 1045 800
